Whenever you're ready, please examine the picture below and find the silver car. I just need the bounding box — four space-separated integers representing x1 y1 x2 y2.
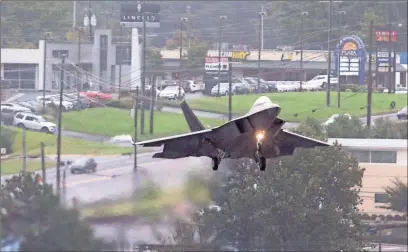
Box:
397 106 407 120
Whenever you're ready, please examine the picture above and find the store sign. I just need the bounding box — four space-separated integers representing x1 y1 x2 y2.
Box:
376 48 395 72
334 35 367 85
205 57 229 71
374 30 398 43
207 51 250 61
120 3 160 28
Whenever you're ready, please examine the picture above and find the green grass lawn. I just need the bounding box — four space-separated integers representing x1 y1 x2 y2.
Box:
61 108 223 139
5 127 132 157
181 92 407 121
0 158 54 175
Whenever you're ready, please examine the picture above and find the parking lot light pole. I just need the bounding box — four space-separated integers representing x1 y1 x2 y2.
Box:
258 10 265 92
300 12 309 92
56 54 66 195
217 15 227 96
179 17 188 98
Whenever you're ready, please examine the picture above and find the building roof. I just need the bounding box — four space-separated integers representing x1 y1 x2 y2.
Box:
328 138 408 150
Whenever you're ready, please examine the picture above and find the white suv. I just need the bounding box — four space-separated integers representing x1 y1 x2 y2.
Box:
1 103 32 113
13 112 57 134
304 75 339 90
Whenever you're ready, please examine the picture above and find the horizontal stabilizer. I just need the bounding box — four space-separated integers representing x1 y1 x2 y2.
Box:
181 101 205 132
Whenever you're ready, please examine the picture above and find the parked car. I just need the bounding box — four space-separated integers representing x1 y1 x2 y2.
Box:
265 81 278 92
13 112 56 134
1 107 24 125
323 113 351 126
158 80 179 90
36 96 74 111
243 77 269 93
1 103 31 113
70 158 97 174
63 93 90 109
182 80 205 93
158 86 185 100
395 87 407 94
397 106 407 120
304 75 339 90
80 91 113 101
211 82 237 96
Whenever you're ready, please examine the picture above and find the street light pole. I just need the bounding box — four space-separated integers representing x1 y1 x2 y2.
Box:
300 12 308 92
326 0 332 106
336 10 346 108
118 24 124 101
217 16 227 96
257 10 265 92
42 32 49 114
56 54 66 195
387 3 393 94
367 20 374 131
179 18 188 98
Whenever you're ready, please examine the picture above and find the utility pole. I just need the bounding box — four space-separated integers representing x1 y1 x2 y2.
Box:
228 62 232 121
77 27 83 98
22 127 27 173
42 33 49 115
257 10 265 92
337 10 346 108
300 12 308 92
118 24 123 100
41 142 46 183
326 0 332 106
73 1 77 28
387 3 392 94
62 168 66 203
149 76 155 134
367 20 374 131
179 18 188 98
133 87 139 172
260 5 265 50
56 54 66 195
87 0 94 42
217 16 227 96
140 9 146 135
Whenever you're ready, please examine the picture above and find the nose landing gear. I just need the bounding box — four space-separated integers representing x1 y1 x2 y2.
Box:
255 140 266 171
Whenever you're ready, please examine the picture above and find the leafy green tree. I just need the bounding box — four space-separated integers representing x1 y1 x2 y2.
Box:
0 127 16 154
292 117 327 140
197 145 365 251
370 117 408 139
326 116 368 139
0 172 107 251
184 42 208 78
385 179 408 213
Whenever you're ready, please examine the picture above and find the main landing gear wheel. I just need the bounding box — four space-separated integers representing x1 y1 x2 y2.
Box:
212 157 219 171
258 157 266 171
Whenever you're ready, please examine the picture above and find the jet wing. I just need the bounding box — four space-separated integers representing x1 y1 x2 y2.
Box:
136 129 212 147
273 129 330 156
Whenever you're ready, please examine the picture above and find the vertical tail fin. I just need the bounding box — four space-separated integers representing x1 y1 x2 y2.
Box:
180 101 205 132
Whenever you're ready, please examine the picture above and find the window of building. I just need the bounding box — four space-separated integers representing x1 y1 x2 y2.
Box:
3 64 36 89
371 151 397 163
374 193 389 203
350 150 370 163
52 50 69 58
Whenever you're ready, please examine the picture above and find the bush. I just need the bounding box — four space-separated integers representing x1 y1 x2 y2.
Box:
342 84 367 93
0 126 16 154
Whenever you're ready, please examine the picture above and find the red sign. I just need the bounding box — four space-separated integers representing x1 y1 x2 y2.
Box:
374 30 398 42
205 57 229 63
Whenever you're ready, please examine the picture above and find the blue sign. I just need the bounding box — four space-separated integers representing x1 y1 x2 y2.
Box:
335 35 367 85
400 52 407 64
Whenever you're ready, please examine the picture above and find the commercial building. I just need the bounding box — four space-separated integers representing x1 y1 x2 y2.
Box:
1 31 407 91
328 138 408 219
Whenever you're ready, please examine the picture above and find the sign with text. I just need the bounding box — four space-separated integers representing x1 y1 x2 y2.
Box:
374 30 398 43
205 57 229 71
334 35 367 84
376 48 395 72
120 3 160 28
207 51 250 61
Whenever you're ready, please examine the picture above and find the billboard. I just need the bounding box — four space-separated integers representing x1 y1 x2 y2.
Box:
205 57 229 71
334 35 367 85
206 51 250 61
120 3 160 28
376 48 395 72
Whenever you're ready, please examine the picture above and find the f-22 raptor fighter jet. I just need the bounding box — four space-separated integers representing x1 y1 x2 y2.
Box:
137 96 330 171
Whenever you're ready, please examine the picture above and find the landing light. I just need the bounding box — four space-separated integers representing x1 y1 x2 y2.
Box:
256 132 264 141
